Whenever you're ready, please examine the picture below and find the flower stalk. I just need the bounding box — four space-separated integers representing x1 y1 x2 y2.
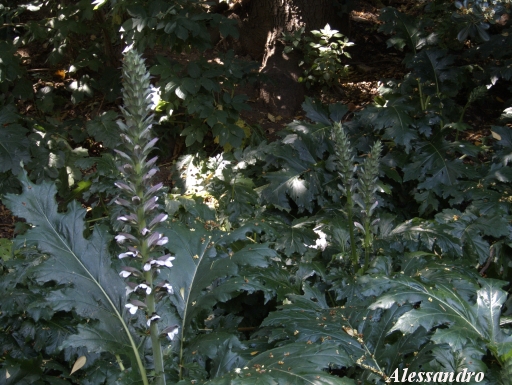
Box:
115 47 173 385
334 123 382 273
333 123 358 267
356 140 382 272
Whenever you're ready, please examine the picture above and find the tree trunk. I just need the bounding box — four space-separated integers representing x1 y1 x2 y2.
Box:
236 0 346 118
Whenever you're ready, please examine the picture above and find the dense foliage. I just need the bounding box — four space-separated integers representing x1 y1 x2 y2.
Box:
1 0 512 384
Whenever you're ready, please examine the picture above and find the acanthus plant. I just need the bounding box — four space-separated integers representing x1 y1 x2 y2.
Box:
113 47 177 385
0 47 178 385
333 122 382 272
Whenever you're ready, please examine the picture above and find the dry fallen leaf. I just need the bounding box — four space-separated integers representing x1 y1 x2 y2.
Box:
491 131 502 141
70 356 87 375
54 69 66 80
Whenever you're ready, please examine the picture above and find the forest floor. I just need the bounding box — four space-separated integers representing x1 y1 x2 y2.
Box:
238 1 408 138
0 0 504 240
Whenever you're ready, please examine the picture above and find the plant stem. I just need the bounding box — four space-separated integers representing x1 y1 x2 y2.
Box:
363 217 372 272
115 354 126 371
345 188 358 267
139 205 165 385
418 80 425 111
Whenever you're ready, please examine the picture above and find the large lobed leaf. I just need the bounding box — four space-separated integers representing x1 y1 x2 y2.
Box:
177 341 356 385
378 7 432 54
3 173 138 362
369 275 511 351
159 221 277 344
402 138 470 189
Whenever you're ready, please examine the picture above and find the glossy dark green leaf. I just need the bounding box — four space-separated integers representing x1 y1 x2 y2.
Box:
0 105 30 174
159 221 275 337
370 275 511 352
85 110 120 148
3 173 141 367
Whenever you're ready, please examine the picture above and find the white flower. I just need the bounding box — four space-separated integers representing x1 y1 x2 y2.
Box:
125 303 138 315
116 233 136 244
163 283 174 294
167 327 179 340
119 270 132 278
143 196 159 212
116 234 128 243
234 368 241 374
146 183 163 196
141 227 150 235
118 251 138 259
115 198 130 207
117 213 137 223
146 231 159 246
143 168 158 180
163 256 176 267
115 181 134 193
143 255 175 270
147 314 161 327
135 283 152 295
147 232 169 248
148 213 168 228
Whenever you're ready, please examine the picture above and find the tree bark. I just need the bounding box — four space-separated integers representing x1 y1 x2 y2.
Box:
239 0 342 60
236 0 346 117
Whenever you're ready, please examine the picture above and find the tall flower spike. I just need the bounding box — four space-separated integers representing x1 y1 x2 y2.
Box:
333 122 355 189
356 140 382 273
357 140 382 214
333 122 358 267
114 47 169 385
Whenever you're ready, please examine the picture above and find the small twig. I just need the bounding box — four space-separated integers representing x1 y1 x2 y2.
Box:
2 23 26 28
237 327 256 332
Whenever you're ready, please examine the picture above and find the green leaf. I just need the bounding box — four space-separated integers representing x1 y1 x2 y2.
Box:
187 62 201 79
186 333 246 377
410 49 458 96
85 111 120 148
3 173 143 372
375 103 417 151
0 105 30 174
262 169 312 212
180 342 356 384
176 86 187 100
329 103 350 122
391 217 462 256
212 171 258 222
262 294 363 357
0 238 13 261
302 97 331 125
370 275 510 352
273 218 317 257
403 138 469 188
159 222 275 339
434 209 508 264
378 8 430 53
182 78 201 95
